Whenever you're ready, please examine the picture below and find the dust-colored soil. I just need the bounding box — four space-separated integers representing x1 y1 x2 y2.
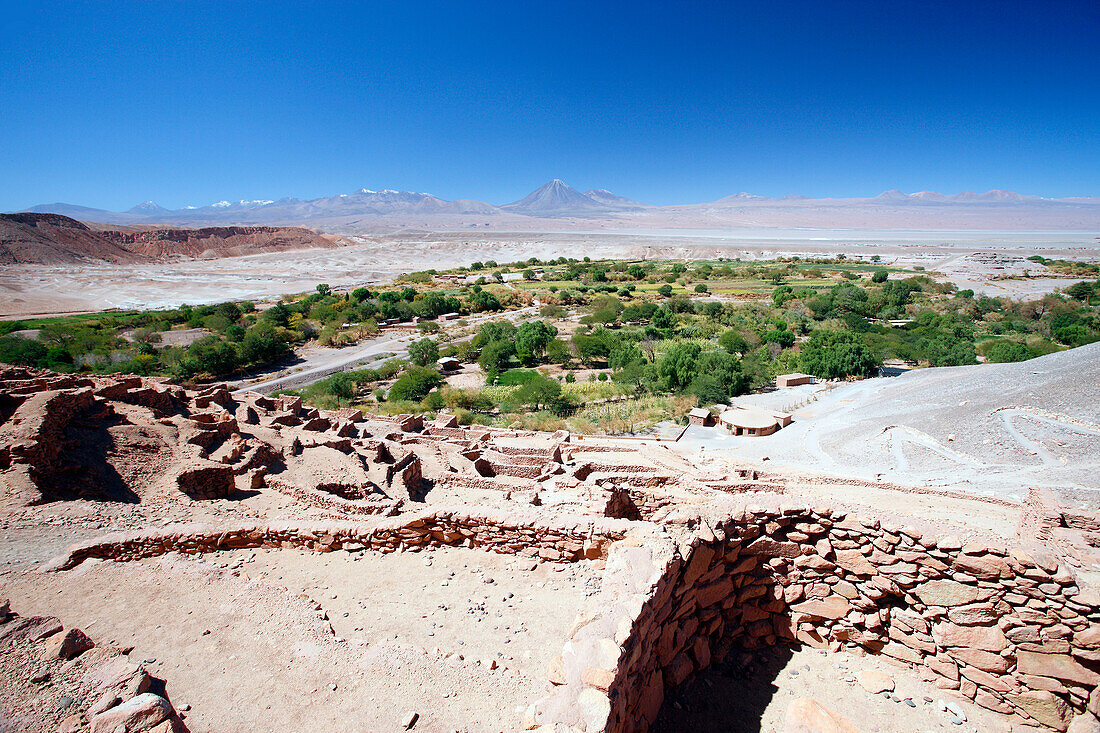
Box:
2 229 1096 315
2 544 598 733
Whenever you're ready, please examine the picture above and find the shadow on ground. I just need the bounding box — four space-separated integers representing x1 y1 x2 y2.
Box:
651 645 796 733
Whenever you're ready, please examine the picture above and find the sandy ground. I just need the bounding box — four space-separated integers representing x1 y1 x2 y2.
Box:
444 364 487 390
2 229 1097 316
677 342 1100 510
653 645 1011 733
1 544 597 733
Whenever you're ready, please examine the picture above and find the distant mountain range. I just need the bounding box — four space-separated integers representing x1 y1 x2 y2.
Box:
15 180 1100 230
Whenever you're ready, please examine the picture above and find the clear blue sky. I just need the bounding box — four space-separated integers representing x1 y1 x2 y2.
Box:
2 0 1098 211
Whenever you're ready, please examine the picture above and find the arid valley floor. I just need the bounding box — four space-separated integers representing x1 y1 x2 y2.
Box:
2 228 1098 317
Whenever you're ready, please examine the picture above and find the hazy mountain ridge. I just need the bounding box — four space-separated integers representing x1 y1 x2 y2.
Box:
17 181 1100 229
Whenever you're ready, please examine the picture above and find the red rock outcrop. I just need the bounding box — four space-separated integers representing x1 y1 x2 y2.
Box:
0 213 333 265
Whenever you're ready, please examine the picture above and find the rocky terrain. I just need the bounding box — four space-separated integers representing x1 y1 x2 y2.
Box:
0 365 1098 732
0 213 336 265
680 342 1100 511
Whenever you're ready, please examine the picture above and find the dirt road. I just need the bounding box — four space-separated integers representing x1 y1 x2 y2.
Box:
233 306 537 394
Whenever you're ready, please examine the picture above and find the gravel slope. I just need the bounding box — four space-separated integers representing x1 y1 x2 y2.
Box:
681 342 1100 508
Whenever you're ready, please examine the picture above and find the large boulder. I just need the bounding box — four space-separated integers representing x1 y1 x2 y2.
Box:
90 693 173 733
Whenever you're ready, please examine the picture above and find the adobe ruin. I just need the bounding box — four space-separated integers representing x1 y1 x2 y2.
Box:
0 366 1098 732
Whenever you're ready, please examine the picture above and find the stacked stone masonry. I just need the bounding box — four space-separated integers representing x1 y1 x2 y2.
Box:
531 502 1100 733
3 367 1098 733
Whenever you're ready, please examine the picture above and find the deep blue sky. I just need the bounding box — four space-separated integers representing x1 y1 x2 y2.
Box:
2 1 1098 211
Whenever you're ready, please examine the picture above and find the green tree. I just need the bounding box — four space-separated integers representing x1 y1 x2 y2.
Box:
507 373 563 411
799 330 878 379
762 329 796 348
544 338 573 365
329 371 355 405
261 302 291 327
984 341 1033 363
772 285 795 307
1065 281 1095 303
478 339 516 378
240 323 288 364
472 320 516 348
652 308 674 329
572 327 615 365
657 342 702 389
609 341 643 371
185 336 241 377
657 284 673 298
871 269 889 283
0 336 49 367
408 338 439 367
515 321 558 365
718 330 747 354
690 349 747 402
389 366 443 402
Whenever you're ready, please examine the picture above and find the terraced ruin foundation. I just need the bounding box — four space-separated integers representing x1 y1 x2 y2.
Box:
1 366 1098 732
532 498 1100 732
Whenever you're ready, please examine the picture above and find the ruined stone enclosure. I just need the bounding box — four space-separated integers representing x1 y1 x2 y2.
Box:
1 366 1098 733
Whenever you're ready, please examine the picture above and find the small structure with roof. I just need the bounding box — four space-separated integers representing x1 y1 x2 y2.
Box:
776 373 814 388
688 407 714 426
718 405 792 436
438 357 461 372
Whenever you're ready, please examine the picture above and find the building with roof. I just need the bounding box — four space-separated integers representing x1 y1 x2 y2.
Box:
776 373 814 388
718 405 792 436
687 407 714 426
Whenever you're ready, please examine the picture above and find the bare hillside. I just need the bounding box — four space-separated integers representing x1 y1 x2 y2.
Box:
0 213 336 265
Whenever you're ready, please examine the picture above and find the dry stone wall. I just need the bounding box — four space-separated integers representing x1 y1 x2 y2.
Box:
42 508 628 573
532 504 1100 733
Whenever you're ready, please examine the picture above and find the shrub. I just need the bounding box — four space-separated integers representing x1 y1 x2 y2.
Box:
761 329 796 348
389 366 443 402
983 341 1034 363
408 338 439 367
657 342 702 389
799 330 878 379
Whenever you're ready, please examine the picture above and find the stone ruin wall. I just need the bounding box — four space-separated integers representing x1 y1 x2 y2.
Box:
42 508 628 573
531 504 1100 733
6 367 1100 731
